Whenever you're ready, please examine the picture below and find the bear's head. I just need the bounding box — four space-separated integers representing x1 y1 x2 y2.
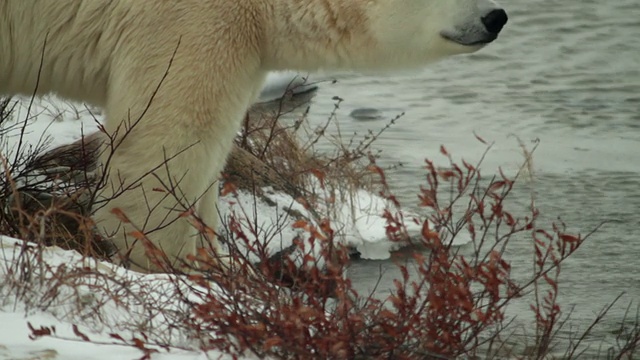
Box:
366 0 508 68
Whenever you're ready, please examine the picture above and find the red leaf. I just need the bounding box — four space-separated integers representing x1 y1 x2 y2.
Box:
129 231 146 241
462 159 476 172
72 324 90 342
543 274 558 292
489 181 507 192
110 208 130 223
421 221 440 243
179 207 195 218
263 337 282 351
474 132 488 144
559 233 580 243
466 221 476 240
131 337 158 353
504 212 516 226
419 190 436 208
438 169 456 181
133 338 145 349
221 182 237 196
440 145 449 156
27 323 53 339
109 333 126 342
292 220 308 229
367 164 383 176
389 295 404 309
379 309 396 321
310 168 326 188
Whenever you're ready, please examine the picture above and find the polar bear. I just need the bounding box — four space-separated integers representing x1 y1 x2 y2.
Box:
0 0 507 272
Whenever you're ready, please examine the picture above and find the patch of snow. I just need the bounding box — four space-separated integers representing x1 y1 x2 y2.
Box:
219 185 471 263
258 71 324 102
1 96 101 153
0 236 256 360
0 311 234 360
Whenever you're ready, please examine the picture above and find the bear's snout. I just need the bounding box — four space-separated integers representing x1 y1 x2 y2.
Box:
481 9 508 35
439 5 509 47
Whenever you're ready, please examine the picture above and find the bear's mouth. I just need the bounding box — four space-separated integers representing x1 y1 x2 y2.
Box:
440 30 498 47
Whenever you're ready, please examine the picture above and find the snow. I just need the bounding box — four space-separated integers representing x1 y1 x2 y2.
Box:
0 236 247 360
0 72 471 359
0 311 224 360
258 71 317 102
221 185 470 262
2 97 101 151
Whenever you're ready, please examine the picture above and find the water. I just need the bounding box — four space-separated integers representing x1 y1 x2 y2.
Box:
304 0 640 355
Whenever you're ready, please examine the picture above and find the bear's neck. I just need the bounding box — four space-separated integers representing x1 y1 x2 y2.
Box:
257 0 380 72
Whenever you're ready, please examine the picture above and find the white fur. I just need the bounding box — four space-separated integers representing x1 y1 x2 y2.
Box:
0 0 504 272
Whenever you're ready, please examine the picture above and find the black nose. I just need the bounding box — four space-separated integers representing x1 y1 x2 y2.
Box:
482 9 508 34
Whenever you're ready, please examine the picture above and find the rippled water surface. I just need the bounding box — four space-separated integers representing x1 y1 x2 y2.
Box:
305 0 640 354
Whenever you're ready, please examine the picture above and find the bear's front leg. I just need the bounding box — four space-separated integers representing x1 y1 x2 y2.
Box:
93 132 217 273
193 179 227 265
93 31 263 273
94 85 238 273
